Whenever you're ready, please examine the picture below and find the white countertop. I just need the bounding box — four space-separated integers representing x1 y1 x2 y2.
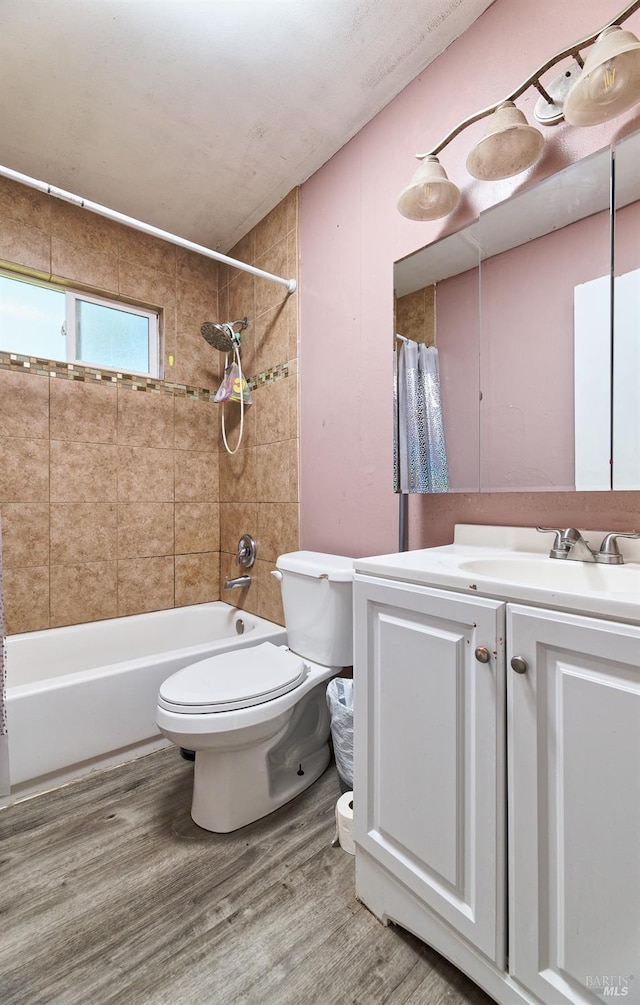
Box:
355 525 640 625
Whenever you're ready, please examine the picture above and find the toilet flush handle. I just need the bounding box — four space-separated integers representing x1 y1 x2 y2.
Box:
271 570 283 582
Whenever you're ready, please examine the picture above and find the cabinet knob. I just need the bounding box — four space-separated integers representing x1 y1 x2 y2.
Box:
475 646 491 664
511 656 528 674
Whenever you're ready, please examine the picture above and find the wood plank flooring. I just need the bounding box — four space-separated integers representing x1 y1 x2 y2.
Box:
0 749 495 1004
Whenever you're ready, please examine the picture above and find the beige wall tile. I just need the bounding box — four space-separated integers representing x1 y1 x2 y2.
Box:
174 396 219 452
396 286 435 345
219 446 256 503
50 440 118 502
0 176 51 232
228 270 255 332
53 200 120 257
253 378 292 445
117 445 174 502
175 552 220 607
255 239 289 318
51 238 119 294
162 303 177 380
289 373 298 437
219 395 256 451
219 550 257 615
50 561 118 628
50 503 118 564
254 199 290 260
228 231 255 265
4 566 50 634
1 503 49 568
217 283 229 321
176 248 217 297
50 378 117 443
175 502 219 554
254 559 284 626
118 502 174 559
119 228 176 277
118 259 176 313
219 502 258 556
117 386 174 448
285 188 298 237
0 220 51 275
0 438 49 502
254 300 291 374
255 440 297 503
117 556 174 616
287 438 299 502
256 503 299 562
174 306 223 389
0 371 49 439
175 449 219 502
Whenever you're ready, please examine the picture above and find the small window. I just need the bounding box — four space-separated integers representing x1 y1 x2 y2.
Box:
0 272 160 377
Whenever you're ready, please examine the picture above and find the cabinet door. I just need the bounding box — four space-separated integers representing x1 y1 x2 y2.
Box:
508 604 640 1004
353 575 506 965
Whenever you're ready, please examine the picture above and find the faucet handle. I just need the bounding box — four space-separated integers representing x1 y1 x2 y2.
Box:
536 526 570 559
596 531 640 565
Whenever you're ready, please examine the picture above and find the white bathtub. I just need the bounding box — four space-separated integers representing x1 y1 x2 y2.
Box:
4 602 287 802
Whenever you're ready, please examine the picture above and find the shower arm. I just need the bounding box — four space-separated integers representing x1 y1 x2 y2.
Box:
0 164 297 295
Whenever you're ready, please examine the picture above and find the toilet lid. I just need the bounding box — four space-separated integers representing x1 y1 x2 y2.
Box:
157 642 307 713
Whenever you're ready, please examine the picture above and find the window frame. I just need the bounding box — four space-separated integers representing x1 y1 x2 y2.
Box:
1 269 161 379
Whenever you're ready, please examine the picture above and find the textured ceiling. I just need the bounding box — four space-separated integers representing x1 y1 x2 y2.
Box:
0 0 494 252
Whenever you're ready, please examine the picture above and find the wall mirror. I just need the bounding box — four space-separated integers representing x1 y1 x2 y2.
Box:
394 126 640 492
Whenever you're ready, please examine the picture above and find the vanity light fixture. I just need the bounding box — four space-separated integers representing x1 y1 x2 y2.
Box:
398 0 640 221
397 155 461 221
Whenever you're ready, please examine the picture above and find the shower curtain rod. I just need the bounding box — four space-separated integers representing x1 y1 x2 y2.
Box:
0 165 297 294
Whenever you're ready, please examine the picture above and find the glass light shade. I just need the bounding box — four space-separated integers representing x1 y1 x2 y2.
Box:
466 102 544 180
397 156 461 221
564 26 640 126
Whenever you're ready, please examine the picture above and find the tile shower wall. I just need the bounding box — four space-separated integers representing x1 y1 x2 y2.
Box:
217 191 300 626
395 287 435 347
0 176 300 633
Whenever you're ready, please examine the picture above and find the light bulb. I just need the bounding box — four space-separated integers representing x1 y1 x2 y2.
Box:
587 52 634 106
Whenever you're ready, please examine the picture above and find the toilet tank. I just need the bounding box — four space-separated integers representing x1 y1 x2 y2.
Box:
276 551 354 667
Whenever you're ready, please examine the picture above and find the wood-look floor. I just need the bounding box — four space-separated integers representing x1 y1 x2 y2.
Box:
0 749 495 1005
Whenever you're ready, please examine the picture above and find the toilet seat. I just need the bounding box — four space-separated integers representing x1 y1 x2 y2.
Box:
157 642 307 714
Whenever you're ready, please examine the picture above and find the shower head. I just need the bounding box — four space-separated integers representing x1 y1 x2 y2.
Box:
201 318 248 353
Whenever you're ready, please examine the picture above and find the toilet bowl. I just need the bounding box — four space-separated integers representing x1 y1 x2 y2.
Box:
156 551 354 832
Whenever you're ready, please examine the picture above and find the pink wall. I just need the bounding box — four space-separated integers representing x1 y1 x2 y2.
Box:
299 0 640 557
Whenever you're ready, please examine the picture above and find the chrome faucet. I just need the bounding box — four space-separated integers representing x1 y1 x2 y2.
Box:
537 527 640 565
223 533 257 590
224 574 252 589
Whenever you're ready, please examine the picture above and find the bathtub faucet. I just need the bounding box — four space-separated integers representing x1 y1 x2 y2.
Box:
224 574 252 589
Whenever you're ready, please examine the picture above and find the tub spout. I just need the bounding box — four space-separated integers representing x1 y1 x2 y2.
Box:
224 574 252 590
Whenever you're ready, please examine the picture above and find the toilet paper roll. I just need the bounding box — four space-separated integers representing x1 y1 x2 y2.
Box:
335 791 355 855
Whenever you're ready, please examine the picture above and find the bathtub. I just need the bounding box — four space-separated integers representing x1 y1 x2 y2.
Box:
5 602 287 802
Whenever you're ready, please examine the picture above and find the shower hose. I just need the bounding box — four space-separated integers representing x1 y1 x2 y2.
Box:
221 342 245 455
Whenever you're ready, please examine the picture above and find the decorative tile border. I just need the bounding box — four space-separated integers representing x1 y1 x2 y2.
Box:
248 362 289 391
0 351 290 399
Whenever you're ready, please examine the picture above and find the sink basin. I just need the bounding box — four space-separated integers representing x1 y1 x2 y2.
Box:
355 525 640 623
458 557 640 594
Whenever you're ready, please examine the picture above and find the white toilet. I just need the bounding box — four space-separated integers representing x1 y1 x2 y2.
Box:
156 551 354 832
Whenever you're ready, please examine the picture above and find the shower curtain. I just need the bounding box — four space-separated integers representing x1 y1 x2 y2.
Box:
0 521 8 796
394 337 449 494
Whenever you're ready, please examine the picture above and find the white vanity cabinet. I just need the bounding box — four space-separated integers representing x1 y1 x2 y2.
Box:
507 604 640 1005
353 557 640 1005
353 575 507 967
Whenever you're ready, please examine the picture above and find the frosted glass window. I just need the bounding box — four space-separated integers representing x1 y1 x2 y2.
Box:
73 297 155 374
0 272 159 377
